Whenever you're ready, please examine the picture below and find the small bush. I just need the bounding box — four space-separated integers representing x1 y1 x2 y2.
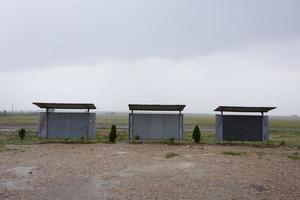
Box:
192 125 201 143
134 135 140 141
18 128 26 140
280 140 286 145
168 137 175 144
109 124 117 143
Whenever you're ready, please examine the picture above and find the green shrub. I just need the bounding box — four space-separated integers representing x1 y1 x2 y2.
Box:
134 135 140 141
109 124 117 143
18 128 26 140
168 137 175 144
192 125 201 143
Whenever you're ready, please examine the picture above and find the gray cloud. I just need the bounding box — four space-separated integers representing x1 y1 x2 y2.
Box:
0 0 299 115
0 39 299 115
0 0 299 71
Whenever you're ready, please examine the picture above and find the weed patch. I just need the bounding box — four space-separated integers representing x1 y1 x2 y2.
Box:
222 151 247 156
165 152 179 159
287 152 300 160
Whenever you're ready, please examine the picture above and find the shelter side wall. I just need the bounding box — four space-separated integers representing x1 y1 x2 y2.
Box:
88 113 96 139
262 116 269 142
39 112 96 139
131 113 182 140
215 115 223 142
39 112 47 138
128 114 132 140
222 115 263 141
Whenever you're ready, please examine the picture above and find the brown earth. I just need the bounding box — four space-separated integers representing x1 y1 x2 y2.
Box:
0 143 299 200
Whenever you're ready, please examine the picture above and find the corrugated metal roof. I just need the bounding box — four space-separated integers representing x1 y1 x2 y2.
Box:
129 104 186 111
214 106 276 113
33 102 96 109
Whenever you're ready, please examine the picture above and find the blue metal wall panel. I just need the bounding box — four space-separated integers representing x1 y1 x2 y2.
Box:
39 112 96 139
130 113 182 140
215 115 223 142
262 116 269 142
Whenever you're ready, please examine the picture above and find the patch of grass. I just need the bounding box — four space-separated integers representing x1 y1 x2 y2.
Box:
287 152 300 160
184 131 215 144
0 133 40 148
222 151 247 156
268 129 300 147
94 134 109 143
42 138 91 144
288 155 300 160
164 137 180 145
165 152 179 159
256 151 265 159
117 132 128 141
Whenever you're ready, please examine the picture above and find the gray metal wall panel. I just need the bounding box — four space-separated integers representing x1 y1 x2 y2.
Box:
130 113 182 140
88 114 96 138
39 112 96 139
262 116 269 142
39 112 47 138
128 114 132 140
222 115 263 141
215 115 223 142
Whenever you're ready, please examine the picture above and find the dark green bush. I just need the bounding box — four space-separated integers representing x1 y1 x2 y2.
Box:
134 135 140 141
168 137 175 144
192 125 201 143
109 124 117 143
18 128 26 140
280 140 286 145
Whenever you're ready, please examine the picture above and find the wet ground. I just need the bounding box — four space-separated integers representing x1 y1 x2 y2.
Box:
0 143 299 200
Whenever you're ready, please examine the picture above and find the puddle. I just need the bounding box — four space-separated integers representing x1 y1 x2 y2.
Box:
7 166 38 176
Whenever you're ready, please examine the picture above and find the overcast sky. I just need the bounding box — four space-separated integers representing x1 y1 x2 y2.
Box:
0 0 299 115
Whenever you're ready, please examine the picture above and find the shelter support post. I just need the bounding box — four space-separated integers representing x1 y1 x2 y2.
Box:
87 109 90 143
131 110 133 143
46 108 49 139
179 111 182 144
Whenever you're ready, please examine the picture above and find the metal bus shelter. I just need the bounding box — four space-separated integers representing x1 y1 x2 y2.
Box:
33 102 96 140
128 104 185 142
214 106 276 142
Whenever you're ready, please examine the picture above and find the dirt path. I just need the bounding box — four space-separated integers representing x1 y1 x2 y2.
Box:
0 143 299 200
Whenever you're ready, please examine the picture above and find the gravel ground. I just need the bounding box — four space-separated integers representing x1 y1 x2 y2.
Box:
0 143 299 200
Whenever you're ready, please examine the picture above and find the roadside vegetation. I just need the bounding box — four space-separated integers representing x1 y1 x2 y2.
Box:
287 152 300 161
222 151 247 156
165 152 179 159
0 113 299 149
